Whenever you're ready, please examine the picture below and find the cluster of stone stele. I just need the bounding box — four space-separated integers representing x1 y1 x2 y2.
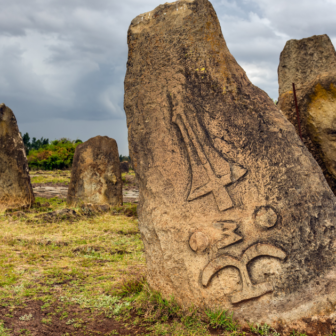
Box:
0 103 124 211
2 0 336 333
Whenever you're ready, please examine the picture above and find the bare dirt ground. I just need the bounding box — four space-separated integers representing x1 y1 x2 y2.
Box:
0 301 148 336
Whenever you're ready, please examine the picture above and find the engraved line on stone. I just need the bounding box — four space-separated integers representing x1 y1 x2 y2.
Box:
172 107 233 211
189 232 210 253
216 221 243 249
202 243 286 303
254 206 278 229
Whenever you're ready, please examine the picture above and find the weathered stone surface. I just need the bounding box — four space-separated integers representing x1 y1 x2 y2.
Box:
0 103 34 210
278 35 336 194
67 136 122 206
124 0 336 331
278 34 336 96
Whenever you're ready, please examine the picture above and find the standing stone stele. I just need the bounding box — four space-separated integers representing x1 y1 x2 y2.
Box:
124 0 336 332
278 35 336 194
67 136 122 206
0 103 34 210
120 161 130 174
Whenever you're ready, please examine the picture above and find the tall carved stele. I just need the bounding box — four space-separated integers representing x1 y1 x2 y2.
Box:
124 0 336 332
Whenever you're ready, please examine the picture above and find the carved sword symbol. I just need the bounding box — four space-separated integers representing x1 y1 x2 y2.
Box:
202 244 286 303
172 106 246 211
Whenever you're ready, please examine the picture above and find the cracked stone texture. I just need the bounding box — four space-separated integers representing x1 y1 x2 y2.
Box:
0 103 34 210
124 0 336 332
67 136 122 206
278 35 336 195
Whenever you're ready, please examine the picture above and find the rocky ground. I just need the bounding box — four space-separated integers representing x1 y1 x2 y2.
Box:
30 170 139 203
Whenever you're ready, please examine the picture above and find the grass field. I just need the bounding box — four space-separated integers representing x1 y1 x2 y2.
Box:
0 184 317 335
30 170 71 185
30 170 135 186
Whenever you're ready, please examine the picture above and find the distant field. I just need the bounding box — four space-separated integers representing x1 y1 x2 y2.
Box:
30 170 71 185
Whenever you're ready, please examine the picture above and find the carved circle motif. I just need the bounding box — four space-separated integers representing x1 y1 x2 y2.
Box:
255 206 278 229
189 232 209 253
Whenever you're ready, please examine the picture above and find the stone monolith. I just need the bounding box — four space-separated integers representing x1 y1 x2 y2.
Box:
0 103 34 210
124 0 336 332
120 161 129 173
278 34 336 97
278 35 336 194
67 136 122 206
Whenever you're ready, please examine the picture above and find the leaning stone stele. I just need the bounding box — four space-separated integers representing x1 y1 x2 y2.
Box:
67 136 123 207
124 0 336 332
278 35 336 194
0 103 34 210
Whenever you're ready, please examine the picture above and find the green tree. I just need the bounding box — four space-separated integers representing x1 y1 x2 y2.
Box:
119 155 130 162
27 138 81 170
21 132 49 155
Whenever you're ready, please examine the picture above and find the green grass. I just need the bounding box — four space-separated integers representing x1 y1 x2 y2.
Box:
30 170 135 186
206 309 238 331
0 201 144 308
0 320 11 336
34 196 66 208
0 198 233 335
30 170 71 185
249 324 280 336
290 332 307 336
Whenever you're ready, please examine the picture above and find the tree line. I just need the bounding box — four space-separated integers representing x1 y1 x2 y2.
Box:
22 133 130 170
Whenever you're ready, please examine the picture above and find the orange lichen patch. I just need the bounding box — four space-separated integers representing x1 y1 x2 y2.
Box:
307 83 336 178
307 83 336 133
278 91 293 111
310 82 336 103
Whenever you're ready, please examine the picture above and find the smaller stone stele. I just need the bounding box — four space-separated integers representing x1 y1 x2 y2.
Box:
120 161 129 173
0 103 34 210
278 34 336 97
67 136 123 206
278 34 336 193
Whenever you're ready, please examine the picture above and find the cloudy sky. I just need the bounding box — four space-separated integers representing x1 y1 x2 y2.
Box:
1 0 335 155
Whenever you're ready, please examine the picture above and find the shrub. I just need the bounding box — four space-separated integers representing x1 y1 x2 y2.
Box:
27 138 82 170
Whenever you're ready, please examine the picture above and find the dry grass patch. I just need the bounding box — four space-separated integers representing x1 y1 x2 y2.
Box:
0 200 147 334
30 170 71 185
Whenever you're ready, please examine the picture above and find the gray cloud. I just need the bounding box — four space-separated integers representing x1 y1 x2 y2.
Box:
0 0 335 154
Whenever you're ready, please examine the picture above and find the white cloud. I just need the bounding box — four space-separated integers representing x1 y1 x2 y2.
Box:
215 0 336 98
